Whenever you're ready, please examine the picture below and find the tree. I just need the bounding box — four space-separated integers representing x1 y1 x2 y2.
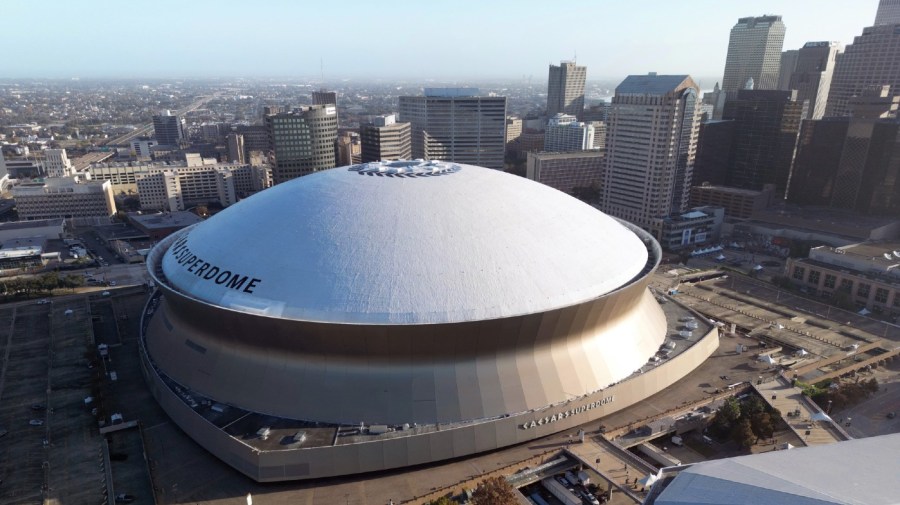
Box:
715 397 742 428
62 274 85 292
743 395 767 416
862 378 879 394
750 412 774 442
40 272 60 293
732 418 755 449
471 476 518 505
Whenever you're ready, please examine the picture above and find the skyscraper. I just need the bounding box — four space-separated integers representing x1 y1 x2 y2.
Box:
825 9 900 117
789 88 900 215
42 149 73 177
226 132 246 164
505 116 523 152
547 61 587 119
875 0 900 25
525 150 603 196
776 49 799 91
701 82 727 120
360 114 412 163
312 90 337 105
399 88 507 169
720 90 807 195
600 74 700 238
788 42 841 119
265 105 338 184
721 16 786 100
152 111 186 146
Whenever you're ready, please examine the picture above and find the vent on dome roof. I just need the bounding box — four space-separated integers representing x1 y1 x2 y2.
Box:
349 160 462 178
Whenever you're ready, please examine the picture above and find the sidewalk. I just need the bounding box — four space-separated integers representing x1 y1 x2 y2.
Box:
754 376 849 446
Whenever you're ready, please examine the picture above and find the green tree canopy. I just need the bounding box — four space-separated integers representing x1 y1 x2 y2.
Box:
471 476 517 505
732 418 755 449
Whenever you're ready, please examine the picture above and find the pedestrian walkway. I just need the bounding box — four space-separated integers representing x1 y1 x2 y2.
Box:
754 376 849 446
565 435 661 504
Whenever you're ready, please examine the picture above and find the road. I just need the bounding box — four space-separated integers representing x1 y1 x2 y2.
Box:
832 361 900 438
100 91 223 146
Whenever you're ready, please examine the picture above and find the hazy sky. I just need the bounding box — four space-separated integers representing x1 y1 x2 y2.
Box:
2 0 880 84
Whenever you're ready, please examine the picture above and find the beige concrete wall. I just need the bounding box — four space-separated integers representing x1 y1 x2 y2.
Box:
140 311 718 482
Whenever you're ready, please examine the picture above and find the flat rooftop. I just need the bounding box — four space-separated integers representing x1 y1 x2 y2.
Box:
837 240 900 260
128 211 203 229
0 218 64 230
750 204 900 238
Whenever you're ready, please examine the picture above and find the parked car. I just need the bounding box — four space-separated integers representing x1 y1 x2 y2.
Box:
29 419 44 426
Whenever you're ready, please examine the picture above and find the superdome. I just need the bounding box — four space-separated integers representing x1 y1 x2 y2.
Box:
139 160 720 482
160 160 648 324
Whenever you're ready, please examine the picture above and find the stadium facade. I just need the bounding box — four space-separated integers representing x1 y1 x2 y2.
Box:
140 160 718 481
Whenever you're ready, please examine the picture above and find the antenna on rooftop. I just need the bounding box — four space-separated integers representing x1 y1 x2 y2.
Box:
320 57 325 83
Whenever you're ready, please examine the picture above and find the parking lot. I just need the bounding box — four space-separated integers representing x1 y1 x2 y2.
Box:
0 303 50 504
0 290 155 505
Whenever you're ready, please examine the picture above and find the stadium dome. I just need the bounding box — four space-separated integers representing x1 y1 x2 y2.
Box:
139 160 719 482
160 160 648 324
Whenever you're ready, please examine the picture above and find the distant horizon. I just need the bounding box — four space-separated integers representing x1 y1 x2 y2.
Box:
1 0 879 82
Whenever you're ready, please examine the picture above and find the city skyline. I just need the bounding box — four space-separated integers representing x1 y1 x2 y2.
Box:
2 0 879 83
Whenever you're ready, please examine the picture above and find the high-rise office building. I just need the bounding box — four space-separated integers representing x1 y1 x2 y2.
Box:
825 13 900 117
226 133 246 164
721 16 786 100
788 41 841 119
42 149 72 177
312 90 337 105
336 131 361 166
130 138 158 158
720 90 806 195
235 125 269 158
701 83 727 121
12 177 117 221
525 150 603 196
505 116 523 151
692 120 736 186
600 74 700 238
590 121 607 150
547 61 587 119
265 105 338 184
789 88 900 215
360 115 412 163
543 114 595 152
399 88 507 170
875 0 900 25
152 111 186 146
776 49 799 91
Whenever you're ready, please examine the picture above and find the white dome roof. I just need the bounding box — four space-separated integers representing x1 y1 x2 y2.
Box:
161 161 648 324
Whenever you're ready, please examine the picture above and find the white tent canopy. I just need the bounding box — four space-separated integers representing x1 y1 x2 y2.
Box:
758 354 776 365
639 473 659 486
